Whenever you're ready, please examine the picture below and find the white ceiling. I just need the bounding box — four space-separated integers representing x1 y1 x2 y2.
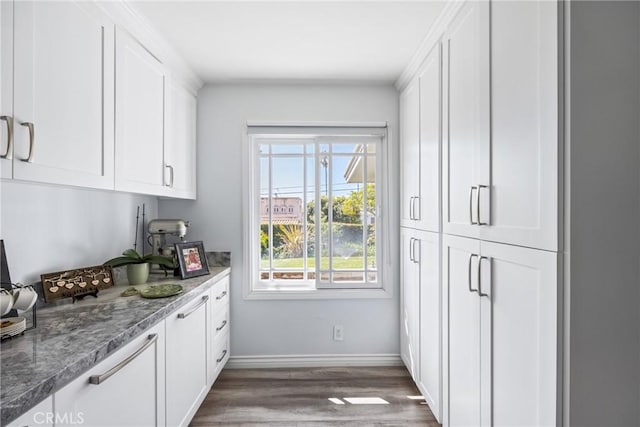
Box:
128 1 446 84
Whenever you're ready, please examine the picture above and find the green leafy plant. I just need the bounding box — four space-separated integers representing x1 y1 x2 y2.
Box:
104 249 174 269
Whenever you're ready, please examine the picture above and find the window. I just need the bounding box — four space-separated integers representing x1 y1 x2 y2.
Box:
244 125 389 298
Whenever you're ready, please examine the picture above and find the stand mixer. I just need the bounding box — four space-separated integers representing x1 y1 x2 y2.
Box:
148 219 190 262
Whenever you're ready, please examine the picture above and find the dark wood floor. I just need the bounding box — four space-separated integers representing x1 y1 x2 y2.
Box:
190 366 440 426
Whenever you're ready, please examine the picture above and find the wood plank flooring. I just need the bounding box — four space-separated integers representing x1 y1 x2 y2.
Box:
190 366 440 426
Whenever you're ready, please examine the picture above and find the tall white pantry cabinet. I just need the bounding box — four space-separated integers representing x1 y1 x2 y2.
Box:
399 1 640 426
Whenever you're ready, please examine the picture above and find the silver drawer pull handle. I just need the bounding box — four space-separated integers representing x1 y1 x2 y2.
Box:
178 295 209 319
478 256 490 298
409 196 415 220
413 196 420 221
216 290 227 300
89 334 158 385
20 121 34 163
1 116 13 160
216 319 227 332
469 186 478 224
468 253 478 293
216 349 228 363
477 185 489 226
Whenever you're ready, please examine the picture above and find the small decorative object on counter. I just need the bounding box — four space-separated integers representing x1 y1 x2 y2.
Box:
41 265 115 303
175 241 210 279
104 249 175 285
139 284 184 299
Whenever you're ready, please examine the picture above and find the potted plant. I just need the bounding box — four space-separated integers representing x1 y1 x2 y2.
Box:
104 249 174 285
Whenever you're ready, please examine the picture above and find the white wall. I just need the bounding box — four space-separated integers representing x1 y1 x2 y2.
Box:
159 84 400 357
0 181 157 284
568 1 640 425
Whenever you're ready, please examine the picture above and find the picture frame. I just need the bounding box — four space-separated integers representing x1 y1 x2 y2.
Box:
175 241 210 279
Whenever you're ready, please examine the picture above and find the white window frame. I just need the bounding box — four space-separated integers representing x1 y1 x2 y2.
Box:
242 123 393 300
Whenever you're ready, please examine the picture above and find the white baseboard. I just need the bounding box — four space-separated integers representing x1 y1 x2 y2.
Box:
225 353 403 369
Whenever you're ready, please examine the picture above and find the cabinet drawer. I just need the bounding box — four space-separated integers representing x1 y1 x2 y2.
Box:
211 307 229 342
55 322 165 427
6 396 53 427
210 276 229 311
212 330 230 377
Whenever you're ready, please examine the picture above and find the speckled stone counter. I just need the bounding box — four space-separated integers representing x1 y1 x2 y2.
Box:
0 265 230 426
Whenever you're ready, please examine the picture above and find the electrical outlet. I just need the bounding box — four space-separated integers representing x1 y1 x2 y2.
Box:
333 325 344 341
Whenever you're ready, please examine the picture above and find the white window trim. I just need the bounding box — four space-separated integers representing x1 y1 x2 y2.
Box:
241 123 393 300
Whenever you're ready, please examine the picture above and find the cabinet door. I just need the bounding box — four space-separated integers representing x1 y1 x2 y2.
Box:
400 228 419 381
443 234 481 427
442 1 489 239
483 1 559 251
400 80 420 227
416 230 441 421
55 323 165 427
479 241 558 427
166 294 209 427
5 396 53 427
115 28 165 196
164 78 197 199
13 1 114 189
0 0 12 180
416 44 441 233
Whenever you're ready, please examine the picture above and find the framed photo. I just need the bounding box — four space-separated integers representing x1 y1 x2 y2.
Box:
175 241 210 279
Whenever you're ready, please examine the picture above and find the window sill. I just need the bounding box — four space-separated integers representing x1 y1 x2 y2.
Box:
243 286 393 301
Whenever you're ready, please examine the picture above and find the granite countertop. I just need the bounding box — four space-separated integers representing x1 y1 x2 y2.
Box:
0 265 230 426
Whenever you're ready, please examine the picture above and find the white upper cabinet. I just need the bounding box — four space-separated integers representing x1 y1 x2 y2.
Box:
442 0 490 240
400 43 442 233
10 1 114 189
484 0 558 251
400 79 420 227
443 0 558 251
416 44 442 232
0 1 13 180
114 28 165 196
164 77 197 199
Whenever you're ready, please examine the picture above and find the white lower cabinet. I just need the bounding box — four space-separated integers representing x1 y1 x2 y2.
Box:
165 293 210 427
55 322 165 427
5 396 53 427
443 234 558 427
208 277 230 385
401 228 442 421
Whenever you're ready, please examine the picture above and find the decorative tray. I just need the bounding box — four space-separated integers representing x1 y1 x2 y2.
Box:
139 284 184 299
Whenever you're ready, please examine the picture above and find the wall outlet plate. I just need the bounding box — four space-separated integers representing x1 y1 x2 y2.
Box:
333 325 344 341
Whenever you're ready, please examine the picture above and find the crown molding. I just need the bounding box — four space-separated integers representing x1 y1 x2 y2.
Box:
97 0 204 94
395 0 465 92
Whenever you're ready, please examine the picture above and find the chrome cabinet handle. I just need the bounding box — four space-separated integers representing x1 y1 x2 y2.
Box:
177 295 209 319
216 349 228 363
478 256 490 297
216 319 228 332
469 186 478 224
409 237 414 262
0 116 13 160
412 238 420 264
468 253 479 293
89 334 158 385
413 196 420 221
409 196 415 220
477 185 489 226
20 122 34 163
216 290 227 301
165 164 174 187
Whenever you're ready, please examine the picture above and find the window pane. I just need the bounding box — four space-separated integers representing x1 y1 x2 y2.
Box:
331 143 360 154
330 155 364 272
333 272 365 282
271 156 304 277
271 144 303 154
306 156 316 268
259 157 270 273
365 156 377 272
